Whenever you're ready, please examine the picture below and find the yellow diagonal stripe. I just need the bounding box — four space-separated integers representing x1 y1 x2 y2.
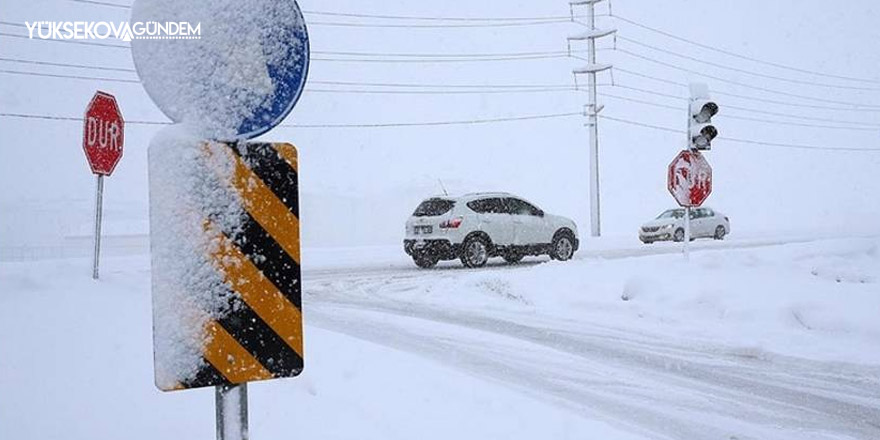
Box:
203 321 273 383
229 152 301 264
274 143 299 173
211 233 304 357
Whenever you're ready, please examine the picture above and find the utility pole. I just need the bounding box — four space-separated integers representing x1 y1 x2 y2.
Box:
568 0 615 237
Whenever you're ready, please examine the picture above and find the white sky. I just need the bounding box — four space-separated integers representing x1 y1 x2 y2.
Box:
1 0 879 247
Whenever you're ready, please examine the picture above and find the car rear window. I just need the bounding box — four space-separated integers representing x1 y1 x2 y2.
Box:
413 199 455 217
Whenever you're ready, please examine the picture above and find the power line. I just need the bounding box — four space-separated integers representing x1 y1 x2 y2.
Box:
0 69 583 93
0 31 128 49
599 90 880 132
62 1 601 22
0 33 589 62
614 48 880 109
311 54 571 63
308 88 580 95
310 80 574 89
0 59 577 88
0 111 583 128
302 10 596 22
317 49 580 58
67 0 129 8
615 67 879 113
612 14 880 85
0 56 136 73
599 114 880 152
0 68 139 83
0 112 166 125
615 35 880 92
307 20 580 29
614 65 880 113
285 112 583 128
610 83 880 128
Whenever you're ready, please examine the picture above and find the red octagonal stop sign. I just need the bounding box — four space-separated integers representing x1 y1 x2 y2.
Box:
83 91 124 176
668 149 712 208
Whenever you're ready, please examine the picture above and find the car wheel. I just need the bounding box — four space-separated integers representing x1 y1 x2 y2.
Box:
550 234 575 261
714 225 727 240
460 235 490 268
413 253 439 269
673 228 685 242
503 252 524 264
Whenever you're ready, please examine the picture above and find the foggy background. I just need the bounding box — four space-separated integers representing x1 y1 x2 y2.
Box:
2 0 879 251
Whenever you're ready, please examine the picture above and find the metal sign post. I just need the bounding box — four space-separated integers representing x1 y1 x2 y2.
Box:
683 206 691 261
135 2 310 437
82 90 124 279
92 175 104 279
216 384 249 440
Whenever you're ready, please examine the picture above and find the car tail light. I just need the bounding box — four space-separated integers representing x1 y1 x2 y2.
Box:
440 217 463 229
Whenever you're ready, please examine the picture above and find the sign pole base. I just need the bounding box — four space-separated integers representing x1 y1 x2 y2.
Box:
216 384 248 440
92 174 104 280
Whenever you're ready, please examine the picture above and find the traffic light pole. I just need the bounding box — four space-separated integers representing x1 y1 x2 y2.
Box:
684 109 692 260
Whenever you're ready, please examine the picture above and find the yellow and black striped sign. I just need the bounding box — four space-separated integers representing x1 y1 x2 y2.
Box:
172 142 303 391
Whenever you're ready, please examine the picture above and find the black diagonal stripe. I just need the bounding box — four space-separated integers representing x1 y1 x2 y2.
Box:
182 359 231 389
228 142 299 218
219 211 302 310
216 295 304 378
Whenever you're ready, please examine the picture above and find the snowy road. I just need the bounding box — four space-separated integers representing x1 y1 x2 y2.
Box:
303 237 880 440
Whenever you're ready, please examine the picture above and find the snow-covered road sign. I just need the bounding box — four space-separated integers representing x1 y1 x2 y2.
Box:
130 0 310 141
150 140 303 391
83 91 124 176
668 150 712 208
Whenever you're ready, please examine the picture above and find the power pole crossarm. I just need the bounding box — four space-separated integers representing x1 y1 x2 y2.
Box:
568 0 615 238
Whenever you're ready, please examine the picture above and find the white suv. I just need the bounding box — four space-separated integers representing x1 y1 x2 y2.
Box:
404 193 579 268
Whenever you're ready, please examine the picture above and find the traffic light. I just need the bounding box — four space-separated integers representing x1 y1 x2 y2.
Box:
688 83 718 151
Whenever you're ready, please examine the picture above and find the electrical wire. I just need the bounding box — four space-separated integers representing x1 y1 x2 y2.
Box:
301 10 598 22
598 91 880 132
598 115 880 152
614 65 880 113
610 83 880 128
614 35 880 92
612 14 880 85
0 56 137 73
0 32 591 62
62 0 604 22
614 48 880 109
0 68 139 83
306 20 578 29
0 111 584 128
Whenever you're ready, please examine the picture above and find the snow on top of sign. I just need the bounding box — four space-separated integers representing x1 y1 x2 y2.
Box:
131 0 307 140
148 126 245 388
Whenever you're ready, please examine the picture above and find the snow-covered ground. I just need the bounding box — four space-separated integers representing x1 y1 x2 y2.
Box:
2 237 879 439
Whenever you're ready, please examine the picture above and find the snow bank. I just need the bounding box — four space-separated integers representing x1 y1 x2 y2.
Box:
0 256 639 440
314 238 880 365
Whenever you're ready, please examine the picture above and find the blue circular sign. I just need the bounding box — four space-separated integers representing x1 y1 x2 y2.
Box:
131 0 310 141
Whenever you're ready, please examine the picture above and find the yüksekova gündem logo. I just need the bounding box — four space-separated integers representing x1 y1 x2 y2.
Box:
24 21 201 41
